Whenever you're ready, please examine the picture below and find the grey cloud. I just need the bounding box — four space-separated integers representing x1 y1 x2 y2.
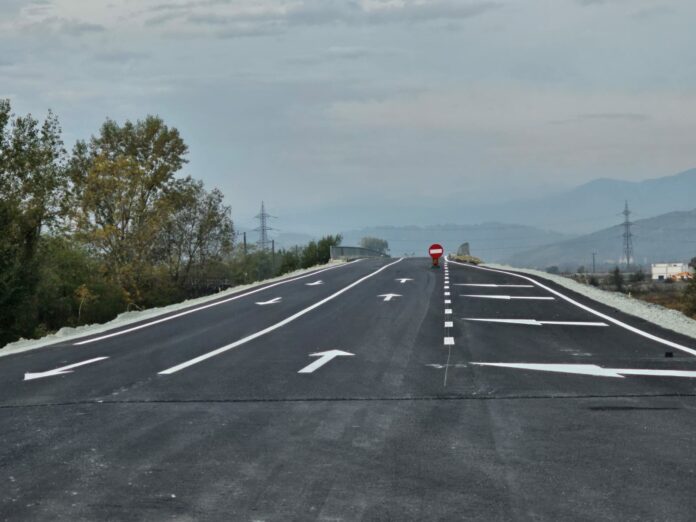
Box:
93 51 148 63
551 113 649 124
579 113 649 121
60 20 106 36
149 0 501 37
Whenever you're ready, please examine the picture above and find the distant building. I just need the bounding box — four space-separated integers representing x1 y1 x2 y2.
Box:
457 242 470 256
651 263 693 281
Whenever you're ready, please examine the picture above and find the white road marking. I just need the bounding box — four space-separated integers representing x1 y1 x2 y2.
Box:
445 309 453 315
427 363 467 369
444 337 455 346
378 293 402 302
444 285 450 290
445 299 451 304
75 262 355 346
24 357 109 381
159 259 404 375
306 280 324 286
461 295 555 300
448 259 696 357
255 297 282 305
455 284 534 288
298 350 354 374
396 278 413 284
444 292 451 296
445 321 454 328
472 362 696 379
464 318 608 327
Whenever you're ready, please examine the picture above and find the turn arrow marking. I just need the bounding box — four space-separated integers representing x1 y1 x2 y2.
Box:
24 357 109 381
472 362 696 379
305 280 324 286
396 278 413 284
255 297 282 305
378 294 402 302
298 350 355 374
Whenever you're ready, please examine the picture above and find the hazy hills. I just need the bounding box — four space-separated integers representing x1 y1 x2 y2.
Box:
506 208 696 270
463 168 696 234
340 224 571 262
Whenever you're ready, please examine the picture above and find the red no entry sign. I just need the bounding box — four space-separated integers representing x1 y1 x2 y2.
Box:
429 243 444 267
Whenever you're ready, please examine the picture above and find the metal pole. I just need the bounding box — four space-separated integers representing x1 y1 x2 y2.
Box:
592 252 596 274
243 232 247 256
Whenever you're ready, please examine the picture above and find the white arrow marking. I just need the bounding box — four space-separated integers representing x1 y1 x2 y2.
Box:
255 297 282 305
455 283 534 288
378 293 402 302
24 357 109 381
305 280 324 286
472 362 696 379
298 350 355 374
464 318 608 327
396 278 413 284
461 295 555 300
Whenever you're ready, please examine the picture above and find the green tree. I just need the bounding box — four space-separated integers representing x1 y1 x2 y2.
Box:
155 179 234 288
360 236 388 254
609 267 624 292
683 278 696 318
0 100 67 344
68 115 188 306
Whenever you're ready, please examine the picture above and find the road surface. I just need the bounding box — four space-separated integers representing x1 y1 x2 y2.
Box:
2 257 696 521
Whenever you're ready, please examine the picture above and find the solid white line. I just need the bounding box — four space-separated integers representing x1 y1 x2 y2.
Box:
444 337 455 346
74 262 355 346
445 321 454 328
461 295 555 301
449 259 696 357
159 259 404 375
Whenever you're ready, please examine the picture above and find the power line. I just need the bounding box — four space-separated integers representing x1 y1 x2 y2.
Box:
254 201 275 251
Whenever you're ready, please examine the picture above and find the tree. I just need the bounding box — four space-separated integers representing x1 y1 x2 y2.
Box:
360 236 388 254
0 100 67 344
546 266 560 274
609 267 624 292
683 278 696 318
68 115 188 306
155 179 234 288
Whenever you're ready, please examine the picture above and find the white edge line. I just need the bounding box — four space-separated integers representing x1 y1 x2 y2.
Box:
158 258 404 375
448 258 696 357
75 261 357 346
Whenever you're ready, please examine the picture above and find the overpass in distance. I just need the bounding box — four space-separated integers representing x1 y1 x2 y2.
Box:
2 256 696 520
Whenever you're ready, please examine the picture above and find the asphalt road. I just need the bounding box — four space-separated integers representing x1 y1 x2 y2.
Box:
2 256 696 521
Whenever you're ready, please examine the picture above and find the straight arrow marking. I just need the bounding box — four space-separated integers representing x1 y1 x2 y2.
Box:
464 318 608 327
461 295 555 300
472 362 696 379
455 284 534 288
306 280 324 286
298 350 354 374
24 357 109 381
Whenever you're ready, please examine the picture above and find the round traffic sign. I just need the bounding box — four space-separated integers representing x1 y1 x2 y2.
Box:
429 243 444 260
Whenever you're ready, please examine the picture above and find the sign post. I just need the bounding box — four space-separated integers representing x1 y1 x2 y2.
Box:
429 243 444 268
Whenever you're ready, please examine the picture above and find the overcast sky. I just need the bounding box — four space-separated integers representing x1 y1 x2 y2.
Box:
2 0 695 232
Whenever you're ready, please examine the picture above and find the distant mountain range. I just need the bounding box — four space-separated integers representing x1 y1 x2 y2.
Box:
462 168 696 234
340 223 571 262
506 208 696 270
